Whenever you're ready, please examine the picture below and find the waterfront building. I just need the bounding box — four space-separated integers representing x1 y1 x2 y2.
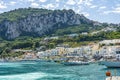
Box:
23 52 36 60
99 39 120 45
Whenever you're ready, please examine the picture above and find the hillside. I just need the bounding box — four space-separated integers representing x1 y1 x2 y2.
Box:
0 8 98 40
0 8 119 40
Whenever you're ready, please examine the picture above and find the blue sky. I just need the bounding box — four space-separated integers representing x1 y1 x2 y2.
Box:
0 0 120 23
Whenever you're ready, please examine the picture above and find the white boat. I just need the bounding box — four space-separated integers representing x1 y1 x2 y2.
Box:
102 61 120 68
62 61 89 65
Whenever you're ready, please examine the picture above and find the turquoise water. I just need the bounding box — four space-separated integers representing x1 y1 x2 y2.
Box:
0 61 120 80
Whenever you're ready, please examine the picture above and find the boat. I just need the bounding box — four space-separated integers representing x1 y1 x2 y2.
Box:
102 61 120 68
101 48 120 68
62 61 89 66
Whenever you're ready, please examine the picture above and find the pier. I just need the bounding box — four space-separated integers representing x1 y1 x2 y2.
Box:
106 76 120 80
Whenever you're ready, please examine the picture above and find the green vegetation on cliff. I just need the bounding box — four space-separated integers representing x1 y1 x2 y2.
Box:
0 8 52 22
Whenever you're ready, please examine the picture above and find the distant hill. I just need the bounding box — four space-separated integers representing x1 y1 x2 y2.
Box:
0 8 119 40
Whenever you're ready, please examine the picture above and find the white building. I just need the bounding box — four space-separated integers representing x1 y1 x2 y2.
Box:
99 39 120 45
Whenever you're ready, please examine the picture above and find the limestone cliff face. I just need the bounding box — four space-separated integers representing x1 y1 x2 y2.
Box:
0 9 93 39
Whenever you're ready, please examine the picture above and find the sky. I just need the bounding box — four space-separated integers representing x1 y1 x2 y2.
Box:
0 0 120 24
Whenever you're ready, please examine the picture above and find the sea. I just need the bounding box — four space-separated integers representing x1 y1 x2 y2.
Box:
0 61 120 80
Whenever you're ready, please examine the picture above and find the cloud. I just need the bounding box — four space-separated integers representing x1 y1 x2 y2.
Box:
99 6 106 9
103 11 111 14
31 3 39 8
56 0 60 2
28 0 35 2
9 1 16 6
42 4 54 9
90 5 97 8
0 5 7 9
103 10 120 14
112 10 120 13
115 6 120 10
77 0 83 4
84 0 92 6
39 0 47 3
62 5 70 10
77 0 93 5
66 0 76 5
103 11 120 14
0 0 7 9
103 6 120 14
113 6 120 13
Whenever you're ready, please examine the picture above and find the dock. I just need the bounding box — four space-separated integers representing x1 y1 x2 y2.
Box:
106 76 120 80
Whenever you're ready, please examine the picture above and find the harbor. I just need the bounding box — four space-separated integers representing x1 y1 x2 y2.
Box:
0 39 120 80
0 60 120 80
0 61 116 80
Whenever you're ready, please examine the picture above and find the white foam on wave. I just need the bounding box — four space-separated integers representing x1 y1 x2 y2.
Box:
0 63 22 68
0 72 71 80
0 72 47 80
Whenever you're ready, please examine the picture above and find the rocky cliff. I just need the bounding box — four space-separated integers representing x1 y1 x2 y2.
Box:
0 8 102 40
